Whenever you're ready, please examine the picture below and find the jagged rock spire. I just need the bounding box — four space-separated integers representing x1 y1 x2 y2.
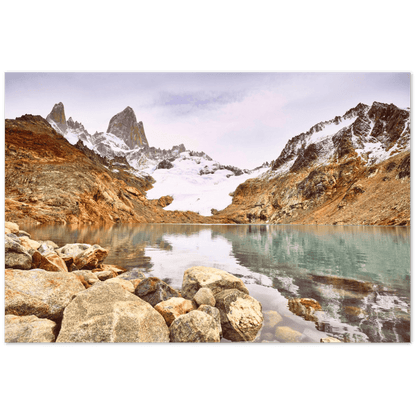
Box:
107 106 149 149
46 102 67 133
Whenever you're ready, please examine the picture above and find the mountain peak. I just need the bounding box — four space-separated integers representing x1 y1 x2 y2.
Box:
46 102 67 133
107 106 149 149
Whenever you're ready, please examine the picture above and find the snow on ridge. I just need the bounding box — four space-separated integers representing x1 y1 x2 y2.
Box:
307 116 358 145
146 151 269 216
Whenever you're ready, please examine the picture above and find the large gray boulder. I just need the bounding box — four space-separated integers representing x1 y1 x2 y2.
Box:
170 310 220 343
182 266 249 299
5 269 86 321
215 289 263 342
5 314 57 343
56 282 169 343
135 277 181 307
5 235 32 270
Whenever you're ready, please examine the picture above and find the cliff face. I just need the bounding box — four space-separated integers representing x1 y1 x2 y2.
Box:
4 115 232 225
106 106 149 149
217 102 410 226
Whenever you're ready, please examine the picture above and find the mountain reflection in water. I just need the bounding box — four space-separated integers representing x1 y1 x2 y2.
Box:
23 223 411 343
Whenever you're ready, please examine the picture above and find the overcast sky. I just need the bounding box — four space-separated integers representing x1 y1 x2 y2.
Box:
5 72 410 169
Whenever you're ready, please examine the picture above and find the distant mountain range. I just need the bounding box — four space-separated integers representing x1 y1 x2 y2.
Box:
5 100 410 225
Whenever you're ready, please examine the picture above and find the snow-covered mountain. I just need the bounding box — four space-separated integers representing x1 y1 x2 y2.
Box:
219 101 410 226
268 101 410 178
46 102 269 216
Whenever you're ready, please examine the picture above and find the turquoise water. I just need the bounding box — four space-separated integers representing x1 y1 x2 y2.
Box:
22 223 411 343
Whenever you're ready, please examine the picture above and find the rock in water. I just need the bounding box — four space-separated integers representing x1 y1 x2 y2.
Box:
5 315 57 343
106 106 149 149
73 244 108 270
215 289 263 342
56 282 169 343
46 102 67 133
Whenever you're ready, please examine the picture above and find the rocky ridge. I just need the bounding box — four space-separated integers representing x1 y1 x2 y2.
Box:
218 102 410 226
4 114 233 225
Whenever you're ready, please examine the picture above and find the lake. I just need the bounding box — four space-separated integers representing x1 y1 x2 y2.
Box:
22 223 411 343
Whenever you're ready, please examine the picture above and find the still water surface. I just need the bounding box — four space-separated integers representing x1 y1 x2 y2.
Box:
23 223 411 343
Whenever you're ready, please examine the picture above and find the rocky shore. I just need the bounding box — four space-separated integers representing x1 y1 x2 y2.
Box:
5 221 266 343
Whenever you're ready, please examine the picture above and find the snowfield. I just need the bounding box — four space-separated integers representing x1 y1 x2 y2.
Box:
145 151 268 216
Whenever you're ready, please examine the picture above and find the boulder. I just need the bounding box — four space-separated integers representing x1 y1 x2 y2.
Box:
56 243 91 260
182 266 249 299
5 235 32 270
320 336 342 343
5 314 57 343
38 240 59 256
215 289 263 342
73 244 109 270
263 310 283 330
135 277 181 307
117 268 146 281
40 252 68 272
102 277 135 293
274 326 303 343
94 270 116 281
17 230 31 238
193 287 216 307
92 264 126 277
5 221 19 234
56 282 169 343
72 270 100 286
19 236 41 251
170 310 220 342
154 297 195 326
130 278 143 290
288 298 322 322
5 269 86 321
198 305 222 337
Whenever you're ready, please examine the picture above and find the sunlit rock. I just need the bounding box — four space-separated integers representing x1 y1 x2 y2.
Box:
5 269 85 321
170 310 220 342
193 287 216 307
57 282 169 343
215 289 263 342
5 314 57 343
154 297 195 326
182 266 249 299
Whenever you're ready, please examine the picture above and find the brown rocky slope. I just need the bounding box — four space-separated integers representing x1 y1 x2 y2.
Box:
5 115 232 225
218 151 410 226
217 102 410 226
